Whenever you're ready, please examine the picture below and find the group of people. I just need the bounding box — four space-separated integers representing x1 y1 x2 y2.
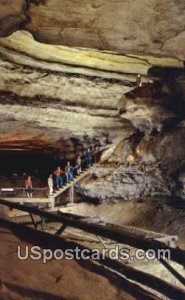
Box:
25 148 95 197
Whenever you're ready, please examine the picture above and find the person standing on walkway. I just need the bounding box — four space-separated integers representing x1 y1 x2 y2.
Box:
54 166 64 189
48 174 54 196
75 155 82 175
25 176 33 198
85 148 93 168
65 161 73 183
136 74 142 88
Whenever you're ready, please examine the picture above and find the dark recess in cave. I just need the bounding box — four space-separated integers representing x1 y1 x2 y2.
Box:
0 151 66 181
148 66 185 78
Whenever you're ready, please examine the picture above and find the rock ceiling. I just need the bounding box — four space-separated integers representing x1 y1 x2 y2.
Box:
0 0 185 60
0 1 184 158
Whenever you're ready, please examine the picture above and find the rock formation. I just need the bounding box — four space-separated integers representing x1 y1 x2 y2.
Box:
0 1 185 60
0 2 184 201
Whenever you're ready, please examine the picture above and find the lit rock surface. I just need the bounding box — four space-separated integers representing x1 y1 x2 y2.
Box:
0 1 185 60
0 3 185 298
0 31 135 156
78 165 171 202
0 14 184 200
0 30 183 156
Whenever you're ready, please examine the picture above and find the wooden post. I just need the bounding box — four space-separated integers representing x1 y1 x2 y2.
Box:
49 197 55 210
69 183 74 203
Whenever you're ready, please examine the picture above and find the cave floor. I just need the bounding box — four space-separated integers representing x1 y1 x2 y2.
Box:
0 226 135 300
0 198 185 299
58 199 185 249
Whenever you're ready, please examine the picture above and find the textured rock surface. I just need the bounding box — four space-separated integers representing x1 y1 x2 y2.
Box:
78 73 185 201
0 1 185 60
0 31 183 157
1 4 185 298
78 165 170 202
0 14 184 200
0 32 135 157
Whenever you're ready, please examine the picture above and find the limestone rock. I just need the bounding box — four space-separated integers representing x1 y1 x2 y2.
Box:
78 165 170 202
0 1 185 60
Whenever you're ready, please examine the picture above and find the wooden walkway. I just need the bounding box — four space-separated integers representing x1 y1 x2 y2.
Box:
0 144 111 208
1 197 51 204
1 164 97 209
52 164 97 199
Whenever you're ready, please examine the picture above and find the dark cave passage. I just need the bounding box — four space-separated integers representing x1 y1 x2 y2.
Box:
0 151 63 182
0 147 100 187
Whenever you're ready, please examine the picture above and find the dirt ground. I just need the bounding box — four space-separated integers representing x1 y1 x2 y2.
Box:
0 224 134 300
0 199 185 300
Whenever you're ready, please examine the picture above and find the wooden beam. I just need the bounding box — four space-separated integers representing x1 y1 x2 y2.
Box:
1 197 52 204
0 217 184 300
0 198 184 266
29 213 38 229
54 224 67 236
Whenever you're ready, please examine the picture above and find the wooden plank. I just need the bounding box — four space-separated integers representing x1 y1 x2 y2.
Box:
0 217 184 300
1 197 52 204
0 198 184 266
58 208 178 246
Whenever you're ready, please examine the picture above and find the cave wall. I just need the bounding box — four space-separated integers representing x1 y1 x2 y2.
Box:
0 30 183 159
0 2 185 200
78 73 185 202
0 31 136 158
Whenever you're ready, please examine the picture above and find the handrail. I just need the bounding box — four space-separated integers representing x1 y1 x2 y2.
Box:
14 187 48 191
0 187 47 191
0 187 49 199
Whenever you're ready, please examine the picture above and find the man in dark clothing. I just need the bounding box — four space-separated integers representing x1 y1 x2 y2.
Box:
65 161 73 183
85 148 93 168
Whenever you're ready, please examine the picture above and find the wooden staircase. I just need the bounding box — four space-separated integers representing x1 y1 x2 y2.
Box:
50 164 97 208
